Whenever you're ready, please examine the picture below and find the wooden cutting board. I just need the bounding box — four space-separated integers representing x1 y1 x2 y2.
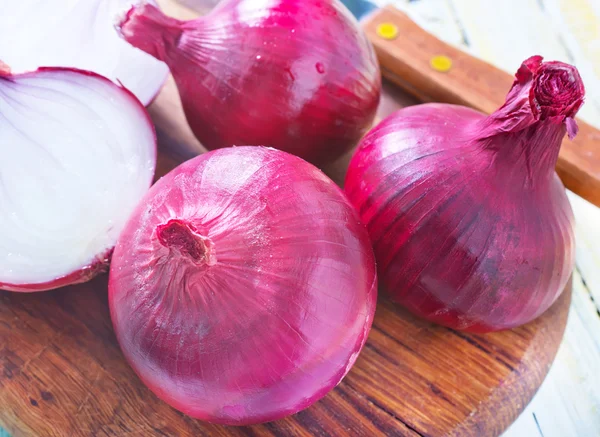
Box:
0 1 574 435
0 70 572 436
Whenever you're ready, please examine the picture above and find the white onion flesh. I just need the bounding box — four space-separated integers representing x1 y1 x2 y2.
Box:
0 68 156 290
0 0 169 105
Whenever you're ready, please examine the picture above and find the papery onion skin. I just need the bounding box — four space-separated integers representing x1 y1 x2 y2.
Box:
0 0 168 105
118 0 381 165
345 56 584 332
109 147 377 425
0 67 156 292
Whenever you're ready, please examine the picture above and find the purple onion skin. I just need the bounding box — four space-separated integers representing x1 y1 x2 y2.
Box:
345 56 584 332
109 147 377 425
118 0 381 166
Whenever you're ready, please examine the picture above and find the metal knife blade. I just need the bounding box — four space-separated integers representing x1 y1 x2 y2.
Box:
340 0 379 21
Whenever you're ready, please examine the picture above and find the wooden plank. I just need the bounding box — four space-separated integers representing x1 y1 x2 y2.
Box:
509 270 600 437
542 0 600 136
546 0 600 78
449 0 569 69
390 0 468 50
568 192 600 313
449 0 600 123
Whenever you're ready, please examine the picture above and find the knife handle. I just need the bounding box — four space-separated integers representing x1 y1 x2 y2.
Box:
364 6 600 207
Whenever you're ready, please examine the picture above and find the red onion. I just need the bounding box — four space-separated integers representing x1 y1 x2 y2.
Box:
118 0 381 165
109 147 377 425
0 0 168 105
0 65 156 292
345 56 584 332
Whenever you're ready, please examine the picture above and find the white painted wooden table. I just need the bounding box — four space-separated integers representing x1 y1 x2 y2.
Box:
375 1 600 436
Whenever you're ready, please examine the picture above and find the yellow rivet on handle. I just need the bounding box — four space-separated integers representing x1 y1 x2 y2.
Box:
430 55 453 73
377 23 399 40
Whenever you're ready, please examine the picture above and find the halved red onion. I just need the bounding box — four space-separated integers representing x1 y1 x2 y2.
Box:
0 66 156 292
109 146 377 425
0 0 168 105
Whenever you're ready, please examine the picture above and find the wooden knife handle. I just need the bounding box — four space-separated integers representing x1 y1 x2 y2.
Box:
364 6 600 207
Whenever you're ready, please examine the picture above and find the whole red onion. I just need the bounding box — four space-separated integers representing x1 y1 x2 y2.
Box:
118 0 381 165
109 147 377 425
345 56 584 332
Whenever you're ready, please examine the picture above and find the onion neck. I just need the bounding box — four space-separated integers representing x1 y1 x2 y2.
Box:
157 219 217 266
474 56 585 181
118 4 186 63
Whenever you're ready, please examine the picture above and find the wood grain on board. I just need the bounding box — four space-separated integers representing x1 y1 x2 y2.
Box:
0 1 577 436
363 6 600 208
0 72 573 437
399 1 600 434
0 272 572 437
